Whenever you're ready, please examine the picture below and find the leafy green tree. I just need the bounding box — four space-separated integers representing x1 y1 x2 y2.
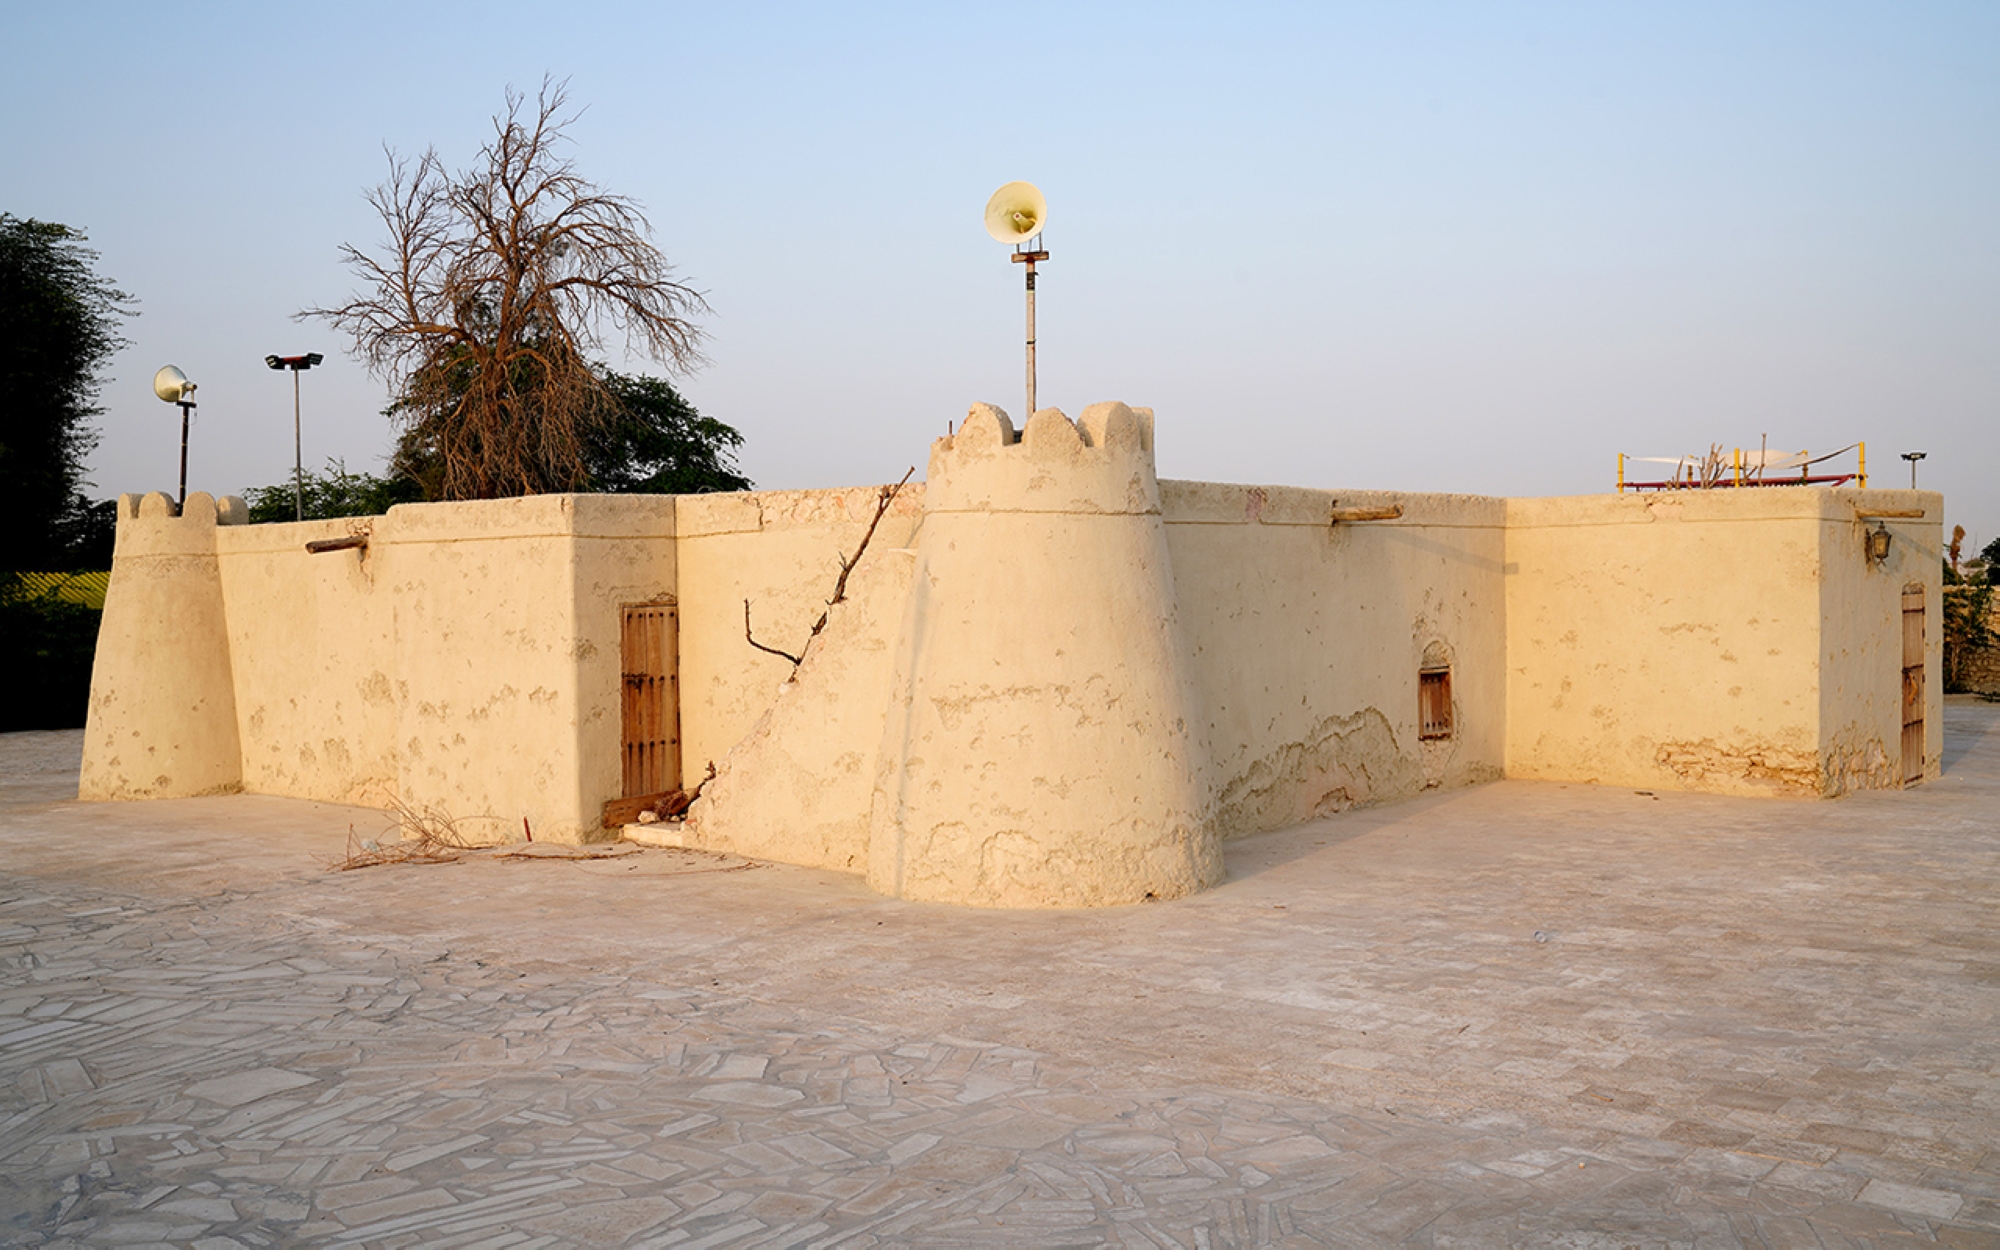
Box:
0 578 100 729
245 371 748 520
389 367 749 499
0 215 135 570
242 460 425 523
585 371 749 494
1943 580 1996 692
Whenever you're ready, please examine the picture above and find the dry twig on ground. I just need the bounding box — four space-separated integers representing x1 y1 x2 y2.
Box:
326 798 483 871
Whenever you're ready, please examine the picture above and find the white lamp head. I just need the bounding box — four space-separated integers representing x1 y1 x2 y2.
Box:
984 181 1047 244
153 365 196 403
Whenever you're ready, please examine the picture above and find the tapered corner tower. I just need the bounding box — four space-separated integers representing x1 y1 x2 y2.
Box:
80 492 247 800
866 401 1221 907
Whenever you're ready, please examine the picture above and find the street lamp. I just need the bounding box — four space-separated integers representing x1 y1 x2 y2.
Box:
152 365 198 511
1901 451 1927 490
266 352 324 521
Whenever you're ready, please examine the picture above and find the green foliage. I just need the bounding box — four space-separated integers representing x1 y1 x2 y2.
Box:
391 367 749 499
1984 535 2000 585
588 371 751 494
0 576 101 730
1943 581 1997 693
0 215 135 571
242 460 425 524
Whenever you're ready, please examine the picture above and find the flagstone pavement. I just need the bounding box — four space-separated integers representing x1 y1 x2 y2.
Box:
1 701 1997 1248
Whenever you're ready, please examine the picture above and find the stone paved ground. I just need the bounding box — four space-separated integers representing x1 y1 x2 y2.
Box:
2 702 1997 1248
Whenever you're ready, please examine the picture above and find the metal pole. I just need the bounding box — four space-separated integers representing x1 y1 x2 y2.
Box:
1024 256 1037 418
177 402 191 513
293 367 304 521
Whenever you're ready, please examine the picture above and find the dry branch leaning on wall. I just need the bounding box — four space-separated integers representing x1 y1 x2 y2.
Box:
744 467 915 678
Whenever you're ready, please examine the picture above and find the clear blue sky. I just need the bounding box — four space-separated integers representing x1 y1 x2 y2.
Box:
7 2 1996 549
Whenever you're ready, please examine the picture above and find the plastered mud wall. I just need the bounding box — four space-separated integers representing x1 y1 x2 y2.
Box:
84 486 920 846
213 514 396 807
84 408 1940 905
1503 488 1941 797
681 544 916 874
85 494 676 842
673 486 923 781
1162 483 1507 836
375 494 680 844
1817 490 1942 791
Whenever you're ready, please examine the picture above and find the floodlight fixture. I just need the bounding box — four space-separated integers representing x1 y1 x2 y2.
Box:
267 353 326 520
1900 450 1926 489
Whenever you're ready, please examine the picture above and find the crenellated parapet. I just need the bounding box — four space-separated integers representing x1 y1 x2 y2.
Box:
925 401 1160 516
109 491 250 558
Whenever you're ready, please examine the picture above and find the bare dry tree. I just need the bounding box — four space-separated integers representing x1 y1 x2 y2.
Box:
303 79 707 499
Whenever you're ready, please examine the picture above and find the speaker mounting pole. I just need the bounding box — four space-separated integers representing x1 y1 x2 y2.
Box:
1011 245 1049 418
983 182 1050 421
176 399 194 512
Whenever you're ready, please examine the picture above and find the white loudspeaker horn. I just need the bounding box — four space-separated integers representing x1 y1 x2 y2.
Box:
153 365 195 402
984 181 1047 244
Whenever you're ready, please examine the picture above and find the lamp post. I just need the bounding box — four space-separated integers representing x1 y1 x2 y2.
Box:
1901 451 1927 490
266 353 324 521
152 366 198 511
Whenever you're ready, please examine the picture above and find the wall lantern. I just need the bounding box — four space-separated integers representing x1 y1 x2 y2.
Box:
1865 524 1892 563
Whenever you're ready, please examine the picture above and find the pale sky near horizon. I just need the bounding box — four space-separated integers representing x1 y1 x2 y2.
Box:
7 3 1997 549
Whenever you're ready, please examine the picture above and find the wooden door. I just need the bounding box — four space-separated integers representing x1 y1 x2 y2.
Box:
1902 588 1925 786
621 603 681 797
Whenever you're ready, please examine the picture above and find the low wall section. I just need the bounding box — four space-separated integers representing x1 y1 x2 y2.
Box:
1163 483 1508 835
83 486 922 845
1504 488 1941 796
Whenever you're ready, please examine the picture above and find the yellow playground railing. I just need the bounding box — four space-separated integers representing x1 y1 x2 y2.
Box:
1617 443 1867 494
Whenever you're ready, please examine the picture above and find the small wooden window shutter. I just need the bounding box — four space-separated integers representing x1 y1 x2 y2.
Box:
1419 668 1453 740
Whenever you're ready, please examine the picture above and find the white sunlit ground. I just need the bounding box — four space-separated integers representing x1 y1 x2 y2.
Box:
1 701 1996 1247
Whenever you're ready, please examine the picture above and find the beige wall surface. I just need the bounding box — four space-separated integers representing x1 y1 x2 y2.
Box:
381 496 634 844
566 496 680 830
1816 489 1943 792
684 551 913 873
214 516 397 808
1502 488 1936 798
1163 483 1508 836
673 485 924 780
